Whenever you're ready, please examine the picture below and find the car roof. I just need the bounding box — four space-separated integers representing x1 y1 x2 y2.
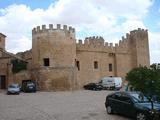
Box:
109 91 141 96
9 83 19 86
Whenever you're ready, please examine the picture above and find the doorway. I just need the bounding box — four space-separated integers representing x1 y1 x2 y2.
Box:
0 75 6 89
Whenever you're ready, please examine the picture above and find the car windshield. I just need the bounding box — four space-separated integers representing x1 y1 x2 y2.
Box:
130 93 150 103
9 84 18 88
27 83 34 86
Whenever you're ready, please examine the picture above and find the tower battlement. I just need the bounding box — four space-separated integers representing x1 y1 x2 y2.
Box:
85 36 105 46
77 36 116 47
76 36 118 53
117 28 148 48
129 28 148 38
130 28 147 33
77 28 148 53
32 24 75 34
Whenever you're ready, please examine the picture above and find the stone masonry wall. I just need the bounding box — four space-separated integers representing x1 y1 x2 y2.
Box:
0 25 150 90
76 28 150 86
31 24 77 90
31 67 77 91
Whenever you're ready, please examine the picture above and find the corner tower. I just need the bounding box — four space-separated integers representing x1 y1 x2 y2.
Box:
114 28 150 78
0 33 6 57
0 33 6 50
32 24 77 90
129 28 150 67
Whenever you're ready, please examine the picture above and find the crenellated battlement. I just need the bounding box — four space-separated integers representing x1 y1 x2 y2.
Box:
77 36 117 47
85 36 104 46
76 36 120 53
130 28 147 33
117 28 148 48
32 24 75 34
76 28 148 53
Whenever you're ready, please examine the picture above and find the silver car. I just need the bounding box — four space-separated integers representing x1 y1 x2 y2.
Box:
7 84 21 95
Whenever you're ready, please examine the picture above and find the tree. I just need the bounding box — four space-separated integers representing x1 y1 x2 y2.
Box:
11 59 27 74
126 66 160 99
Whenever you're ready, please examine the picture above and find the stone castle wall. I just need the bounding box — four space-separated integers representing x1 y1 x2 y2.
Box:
0 33 6 50
76 28 150 87
0 25 150 90
31 24 77 90
32 24 76 68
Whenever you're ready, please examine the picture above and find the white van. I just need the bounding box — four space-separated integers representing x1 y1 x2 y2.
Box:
99 77 122 90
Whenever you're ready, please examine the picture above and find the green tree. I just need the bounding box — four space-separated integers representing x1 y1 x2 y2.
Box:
126 66 160 99
11 59 27 74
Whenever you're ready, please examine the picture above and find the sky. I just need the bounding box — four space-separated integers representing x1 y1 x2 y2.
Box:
0 0 160 64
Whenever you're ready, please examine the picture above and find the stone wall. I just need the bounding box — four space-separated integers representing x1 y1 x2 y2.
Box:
0 25 150 90
31 67 77 91
31 24 77 90
76 28 150 86
0 33 6 50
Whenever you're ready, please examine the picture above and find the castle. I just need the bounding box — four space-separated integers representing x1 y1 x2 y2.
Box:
0 24 150 90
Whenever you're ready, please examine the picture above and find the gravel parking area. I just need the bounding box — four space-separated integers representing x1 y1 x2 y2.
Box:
0 90 131 120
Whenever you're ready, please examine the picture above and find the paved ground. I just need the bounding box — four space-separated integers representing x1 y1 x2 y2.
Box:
0 90 131 120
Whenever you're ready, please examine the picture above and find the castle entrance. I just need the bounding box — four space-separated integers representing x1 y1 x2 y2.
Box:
0 75 6 89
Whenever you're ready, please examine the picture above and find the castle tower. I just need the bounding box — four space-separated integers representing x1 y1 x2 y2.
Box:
32 24 77 90
114 28 150 79
129 28 150 67
0 33 6 50
0 33 6 57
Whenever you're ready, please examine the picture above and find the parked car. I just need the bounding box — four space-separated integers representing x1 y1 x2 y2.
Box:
7 83 21 95
99 77 122 90
83 83 103 90
105 91 160 120
145 94 160 103
22 81 36 93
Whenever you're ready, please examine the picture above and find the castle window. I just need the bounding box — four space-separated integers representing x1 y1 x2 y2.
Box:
109 63 112 72
43 58 49 66
76 61 80 71
109 53 115 56
94 61 98 69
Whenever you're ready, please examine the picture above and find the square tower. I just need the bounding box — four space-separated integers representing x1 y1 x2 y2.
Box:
0 33 6 50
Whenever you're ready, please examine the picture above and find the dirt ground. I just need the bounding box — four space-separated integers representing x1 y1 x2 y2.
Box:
0 90 131 120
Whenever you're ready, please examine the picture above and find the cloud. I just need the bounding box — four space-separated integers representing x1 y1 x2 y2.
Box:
7 36 32 53
0 0 157 63
0 4 46 52
149 32 160 63
93 0 153 18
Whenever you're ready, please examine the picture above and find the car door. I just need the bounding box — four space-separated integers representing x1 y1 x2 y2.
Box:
119 94 134 117
110 93 122 113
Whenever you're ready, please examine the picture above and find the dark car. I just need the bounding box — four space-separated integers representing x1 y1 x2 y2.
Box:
105 91 160 120
22 81 36 93
83 83 103 90
7 84 21 95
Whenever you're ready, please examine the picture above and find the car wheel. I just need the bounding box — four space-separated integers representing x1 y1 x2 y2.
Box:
106 105 113 114
136 112 146 120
